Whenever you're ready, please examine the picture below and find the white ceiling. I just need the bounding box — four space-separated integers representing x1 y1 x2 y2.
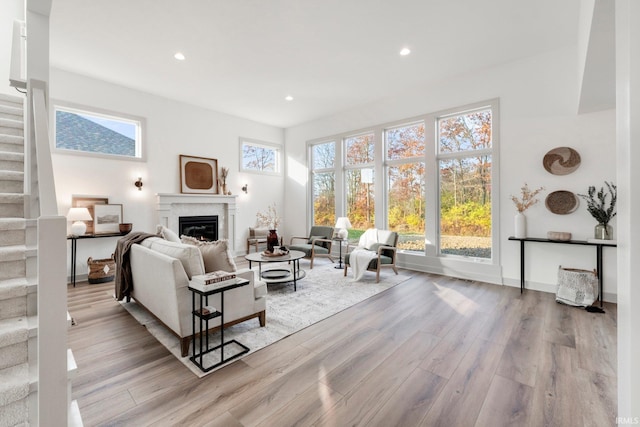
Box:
49 0 581 128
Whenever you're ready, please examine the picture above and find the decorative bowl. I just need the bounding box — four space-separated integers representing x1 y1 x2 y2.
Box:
547 231 571 241
119 223 133 234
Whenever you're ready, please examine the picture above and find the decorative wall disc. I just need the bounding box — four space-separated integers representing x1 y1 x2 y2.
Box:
545 190 579 215
543 147 581 175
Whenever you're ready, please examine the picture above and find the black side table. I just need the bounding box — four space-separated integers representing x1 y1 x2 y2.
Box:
333 238 347 269
188 278 251 372
67 232 127 287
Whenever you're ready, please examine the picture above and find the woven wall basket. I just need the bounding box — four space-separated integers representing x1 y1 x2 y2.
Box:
87 254 116 284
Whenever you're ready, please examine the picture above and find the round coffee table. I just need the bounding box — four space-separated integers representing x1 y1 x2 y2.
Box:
244 250 306 291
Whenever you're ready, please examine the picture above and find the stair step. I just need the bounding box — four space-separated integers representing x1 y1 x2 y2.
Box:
0 93 24 107
0 363 28 407
0 193 24 218
0 170 24 181
0 245 26 262
0 126 24 138
0 218 25 247
0 317 28 349
0 260 26 285
0 277 28 302
0 104 23 119
0 151 24 173
0 118 23 129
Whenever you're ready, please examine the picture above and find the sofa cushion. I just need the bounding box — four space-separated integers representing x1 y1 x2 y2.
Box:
140 237 205 278
289 243 330 257
156 225 180 242
181 236 237 273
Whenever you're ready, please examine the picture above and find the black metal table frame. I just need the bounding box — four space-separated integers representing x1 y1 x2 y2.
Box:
509 236 617 308
67 232 126 287
189 279 250 373
246 251 304 291
333 238 346 269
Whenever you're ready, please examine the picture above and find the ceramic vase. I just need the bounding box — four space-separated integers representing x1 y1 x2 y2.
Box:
515 212 526 238
267 229 279 252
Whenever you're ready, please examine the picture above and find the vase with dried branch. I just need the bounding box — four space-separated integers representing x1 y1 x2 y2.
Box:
510 183 545 238
219 167 229 194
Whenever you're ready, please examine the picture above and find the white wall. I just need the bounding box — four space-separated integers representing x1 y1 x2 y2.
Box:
0 0 24 96
50 69 284 280
284 46 618 299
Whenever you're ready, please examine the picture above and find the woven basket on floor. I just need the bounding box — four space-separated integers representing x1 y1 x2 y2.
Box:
87 254 116 284
556 266 598 307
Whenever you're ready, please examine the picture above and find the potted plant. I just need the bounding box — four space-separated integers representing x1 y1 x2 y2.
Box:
578 181 617 240
510 183 545 238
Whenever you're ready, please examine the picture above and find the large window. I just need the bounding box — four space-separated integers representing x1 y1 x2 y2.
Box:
54 103 144 159
240 138 281 174
307 99 497 266
311 141 336 226
345 133 375 235
385 122 426 252
438 108 492 259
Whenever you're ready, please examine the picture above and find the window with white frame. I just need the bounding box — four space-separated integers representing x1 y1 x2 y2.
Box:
344 132 376 232
54 103 144 159
240 138 281 174
385 122 426 252
310 141 336 227
437 107 493 259
307 99 497 264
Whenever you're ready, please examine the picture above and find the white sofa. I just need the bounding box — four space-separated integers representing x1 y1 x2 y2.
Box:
128 237 267 356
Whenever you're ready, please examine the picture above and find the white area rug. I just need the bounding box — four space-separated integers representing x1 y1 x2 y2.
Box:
121 261 410 377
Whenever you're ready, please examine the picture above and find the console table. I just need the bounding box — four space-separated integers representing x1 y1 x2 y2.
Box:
508 236 617 308
67 232 127 287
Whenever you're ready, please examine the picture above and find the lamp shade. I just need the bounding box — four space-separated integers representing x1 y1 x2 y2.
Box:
67 207 92 222
334 217 352 230
334 217 352 239
67 207 92 236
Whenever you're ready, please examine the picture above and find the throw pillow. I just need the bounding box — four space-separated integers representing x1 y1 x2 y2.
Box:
181 236 237 273
156 225 181 243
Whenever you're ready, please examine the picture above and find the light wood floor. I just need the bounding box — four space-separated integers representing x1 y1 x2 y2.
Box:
67 264 617 427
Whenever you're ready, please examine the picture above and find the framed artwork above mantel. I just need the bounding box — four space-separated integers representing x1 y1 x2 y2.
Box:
179 155 218 194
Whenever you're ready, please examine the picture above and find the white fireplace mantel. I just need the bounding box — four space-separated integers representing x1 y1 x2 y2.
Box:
156 193 238 252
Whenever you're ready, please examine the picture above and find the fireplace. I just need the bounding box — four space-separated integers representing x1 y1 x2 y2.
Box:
179 215 218 241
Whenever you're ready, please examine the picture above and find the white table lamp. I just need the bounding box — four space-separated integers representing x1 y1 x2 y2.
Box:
67 207 92 236
334 217 352 239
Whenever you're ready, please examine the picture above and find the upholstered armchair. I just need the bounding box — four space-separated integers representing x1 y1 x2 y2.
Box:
289 225 335 268
344 229 399 282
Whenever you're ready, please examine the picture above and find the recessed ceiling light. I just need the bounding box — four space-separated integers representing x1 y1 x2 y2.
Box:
399 47 411 56
285 95 294 101
174 52 186 61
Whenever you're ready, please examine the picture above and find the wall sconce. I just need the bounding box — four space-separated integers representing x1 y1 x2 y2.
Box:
241 184 248 194
134 177 143 191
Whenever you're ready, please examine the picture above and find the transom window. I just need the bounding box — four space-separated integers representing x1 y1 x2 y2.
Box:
53 102 144 160
240 138 281 174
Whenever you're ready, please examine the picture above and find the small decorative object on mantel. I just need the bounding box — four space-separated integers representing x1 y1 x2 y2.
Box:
510 183 545 238
578 181 617 240
219 166 229 195
256 203 281 252
543 147 581 175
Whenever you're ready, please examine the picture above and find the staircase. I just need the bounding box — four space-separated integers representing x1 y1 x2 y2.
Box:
0 93 81 426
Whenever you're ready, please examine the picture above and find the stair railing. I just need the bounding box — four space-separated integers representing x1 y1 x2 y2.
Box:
28 78 69 426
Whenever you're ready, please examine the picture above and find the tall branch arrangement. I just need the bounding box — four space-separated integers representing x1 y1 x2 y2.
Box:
578 181 617 225
511 183 545 213
256 203 280 229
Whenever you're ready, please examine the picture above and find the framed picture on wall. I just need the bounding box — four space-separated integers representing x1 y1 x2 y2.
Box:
179 155 218 194
72 195 109 235
93 204 123 234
